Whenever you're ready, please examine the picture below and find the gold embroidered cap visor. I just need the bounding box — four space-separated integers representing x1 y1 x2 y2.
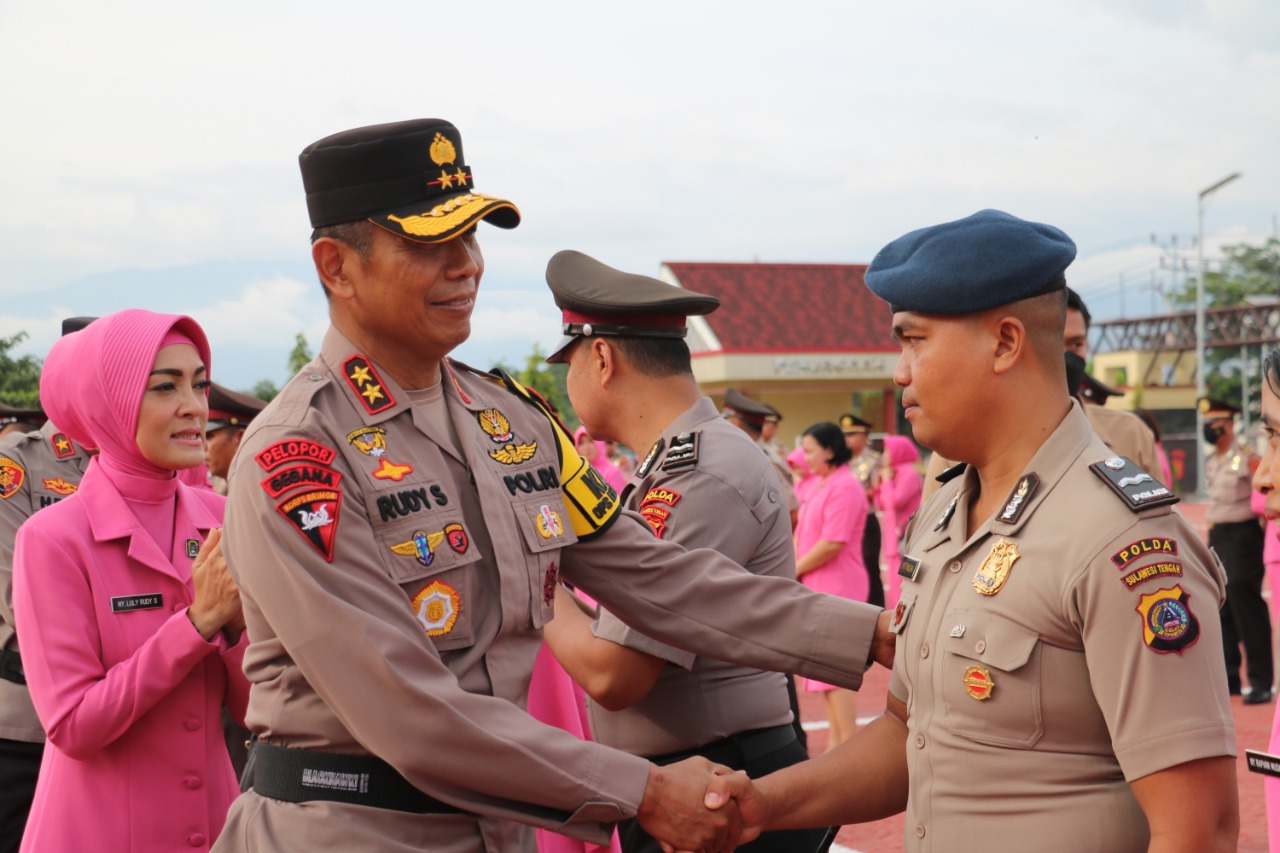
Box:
300 118 521 244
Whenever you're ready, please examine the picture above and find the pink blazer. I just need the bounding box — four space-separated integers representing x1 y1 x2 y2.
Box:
13 465 248 852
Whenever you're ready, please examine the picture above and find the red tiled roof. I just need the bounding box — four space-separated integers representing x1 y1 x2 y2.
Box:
662 262 895 354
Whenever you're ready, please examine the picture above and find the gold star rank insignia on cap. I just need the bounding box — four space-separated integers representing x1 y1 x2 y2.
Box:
972 538 1019 596
342 355 396 415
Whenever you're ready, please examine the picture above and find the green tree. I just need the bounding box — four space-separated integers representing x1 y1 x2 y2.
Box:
1173 238 1280 419
252 379 280 402
287 332 313 376
0 332 43 408
498 344 578 432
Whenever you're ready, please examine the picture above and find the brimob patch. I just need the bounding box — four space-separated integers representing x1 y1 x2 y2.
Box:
260 464 343 499
42 477 78 496
343 355 397 415
255 439 337 472
1136 584 1200 654
50 432 75 459
444 522 469 553
1121 561 1183 590
1111 537 1178 569
0 458 25 500
411 580 461 637
390 530 445 567
277 489 342 561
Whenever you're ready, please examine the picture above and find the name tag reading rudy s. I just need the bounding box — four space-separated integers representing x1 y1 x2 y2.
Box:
111 594 164 613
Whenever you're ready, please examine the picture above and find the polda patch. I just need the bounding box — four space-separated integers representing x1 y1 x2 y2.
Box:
276 488 342 561
1111 537 1178 569
343 355 397 415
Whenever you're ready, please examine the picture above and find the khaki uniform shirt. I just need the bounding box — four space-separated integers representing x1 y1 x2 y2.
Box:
590 398 795 755
1083 404 1159 482
1206 444 1257 524
755 436 798 513
216 328 877 853
889 402 1234 852
0 422 90 742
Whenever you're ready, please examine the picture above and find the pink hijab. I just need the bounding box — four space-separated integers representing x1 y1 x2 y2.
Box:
42 309 211 499
787 445 818 504
574 426 628 492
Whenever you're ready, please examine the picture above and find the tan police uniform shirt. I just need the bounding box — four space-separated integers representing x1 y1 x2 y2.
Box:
755 436 798 513
1083 403 1159 482
215 328 878 853
589 398 795 756
889 401 1234 853
0 422 90 742
1205 444 1257 524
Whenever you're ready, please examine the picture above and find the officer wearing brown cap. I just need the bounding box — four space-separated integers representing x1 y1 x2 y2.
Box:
0 404 44 442
0 317 93 852
203 383 267 491
723 209 1238 851
1202 395 1272 703
839 414 886 607
215 119 889 853
541 250 885 853
721 389 800 524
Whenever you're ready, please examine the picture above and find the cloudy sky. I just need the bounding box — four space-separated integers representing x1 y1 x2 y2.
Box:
1 0 1276 391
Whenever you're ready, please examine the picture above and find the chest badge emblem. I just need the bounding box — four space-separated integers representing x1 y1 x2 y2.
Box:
411 580 461 637
391 530 446 567
972 538 1019 596
963 665 995 700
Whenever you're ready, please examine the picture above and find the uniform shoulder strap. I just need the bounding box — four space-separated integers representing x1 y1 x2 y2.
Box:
1088 455 1178 512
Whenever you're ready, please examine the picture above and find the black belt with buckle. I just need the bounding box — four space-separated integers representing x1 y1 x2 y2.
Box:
246 739 464 815
646 723 797 768
0 649 24 685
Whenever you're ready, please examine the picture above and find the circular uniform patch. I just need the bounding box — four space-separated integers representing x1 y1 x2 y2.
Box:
963 665 995 701
1147 598 1190 641
1135 584 1200 654
411 580 461 637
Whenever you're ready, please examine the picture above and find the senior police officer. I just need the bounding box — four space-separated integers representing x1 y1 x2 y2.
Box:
0 404 44 442
539 250 843 853
723 209 1239 852
215 119 890 853
204 383 267 492
0 317 94 852
722 389 799 526
1202 396 1273 703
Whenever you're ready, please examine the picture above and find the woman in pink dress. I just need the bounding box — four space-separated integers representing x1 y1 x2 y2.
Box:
12 309 248 852
875 434 924 609
574 426 628 493
794 421 868 751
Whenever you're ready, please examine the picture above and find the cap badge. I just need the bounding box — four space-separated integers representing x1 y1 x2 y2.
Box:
429 132 457 166
412 579 461 637
963 665 995 700
972 538 1019 596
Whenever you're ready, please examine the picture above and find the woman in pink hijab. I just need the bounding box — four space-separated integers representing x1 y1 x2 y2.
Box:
786 445 818 505
875 434 923 609
12 310 248 852
574 425 628 493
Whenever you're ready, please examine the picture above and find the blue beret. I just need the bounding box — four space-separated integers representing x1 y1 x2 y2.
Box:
865 209 1077 315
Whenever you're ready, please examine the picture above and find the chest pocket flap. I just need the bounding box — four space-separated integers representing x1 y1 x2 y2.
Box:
941 610 1043 748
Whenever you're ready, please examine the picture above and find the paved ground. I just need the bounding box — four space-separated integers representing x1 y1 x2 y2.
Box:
794 498 1272 852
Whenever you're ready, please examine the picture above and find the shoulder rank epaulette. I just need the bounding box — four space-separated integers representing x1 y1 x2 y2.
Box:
341 354 397 416
662 432 700 471
936 461 967 484
1089 455 1178 512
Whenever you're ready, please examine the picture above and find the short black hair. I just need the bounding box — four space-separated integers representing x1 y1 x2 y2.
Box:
613 336 692 378
802 421 854 466
1266 348 1280 399
1065 285 1092 329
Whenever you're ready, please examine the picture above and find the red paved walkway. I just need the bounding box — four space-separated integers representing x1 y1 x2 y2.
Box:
795 499 1271 851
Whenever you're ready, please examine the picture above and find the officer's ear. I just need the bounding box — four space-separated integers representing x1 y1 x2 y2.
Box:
991 314 1029 376
313 238 359 300
587 338 619 389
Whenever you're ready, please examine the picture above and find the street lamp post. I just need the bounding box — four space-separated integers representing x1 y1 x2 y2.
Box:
1194 171 1242 497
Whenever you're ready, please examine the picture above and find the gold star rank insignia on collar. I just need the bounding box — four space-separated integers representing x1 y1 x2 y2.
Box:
972 538 1020 596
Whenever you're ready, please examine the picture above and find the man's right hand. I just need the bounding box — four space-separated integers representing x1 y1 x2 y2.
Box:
869 609 897 670
636 757 756 852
